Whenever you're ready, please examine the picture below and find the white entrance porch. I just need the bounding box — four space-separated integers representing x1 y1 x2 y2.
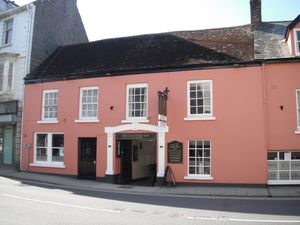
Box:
104 122 168 182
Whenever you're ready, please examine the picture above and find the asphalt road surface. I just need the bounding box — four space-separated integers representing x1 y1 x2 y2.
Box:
0 176 300 225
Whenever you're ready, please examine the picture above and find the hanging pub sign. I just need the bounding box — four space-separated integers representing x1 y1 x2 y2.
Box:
157 88 168 116
167 141 183 163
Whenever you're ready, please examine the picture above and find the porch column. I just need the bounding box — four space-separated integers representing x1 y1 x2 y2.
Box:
106 132 114 175
157 132 165 178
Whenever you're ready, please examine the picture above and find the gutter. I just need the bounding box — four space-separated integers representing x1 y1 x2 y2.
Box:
264 57 300 64
24 60 263 84
23 56 300 85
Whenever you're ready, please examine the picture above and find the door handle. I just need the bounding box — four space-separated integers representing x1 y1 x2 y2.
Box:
94 160 96 165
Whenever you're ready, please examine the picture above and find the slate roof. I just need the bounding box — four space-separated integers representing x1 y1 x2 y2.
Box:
254 21 292 59
25 25 255 82
26 17 298 83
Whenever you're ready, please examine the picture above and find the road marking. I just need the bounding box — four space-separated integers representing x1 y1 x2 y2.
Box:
187 216 300 223
2 193 121 214
2 192 300 223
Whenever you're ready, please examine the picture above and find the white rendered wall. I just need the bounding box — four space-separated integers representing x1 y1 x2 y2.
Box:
0 5 35 101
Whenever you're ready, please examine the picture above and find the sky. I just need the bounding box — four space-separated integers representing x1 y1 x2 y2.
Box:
14 0 300 41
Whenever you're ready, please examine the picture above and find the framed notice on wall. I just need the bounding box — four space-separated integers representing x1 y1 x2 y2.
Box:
167 141 183 163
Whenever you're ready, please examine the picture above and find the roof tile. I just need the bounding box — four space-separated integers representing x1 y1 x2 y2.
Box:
26 25 254 81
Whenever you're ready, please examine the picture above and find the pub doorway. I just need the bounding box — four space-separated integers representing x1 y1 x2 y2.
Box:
117 133 156 185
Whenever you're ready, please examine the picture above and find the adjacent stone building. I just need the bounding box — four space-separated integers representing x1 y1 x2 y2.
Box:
0 0 88 170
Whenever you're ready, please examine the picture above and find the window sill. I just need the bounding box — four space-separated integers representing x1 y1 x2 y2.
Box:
74 119 100 123
37 120 58 124
29 163 65 168
184 116 216 121
0 91 12 95
268 180 300 185
184 175 213 180
0 43 12 48
121 119 149 123
295 130 300 134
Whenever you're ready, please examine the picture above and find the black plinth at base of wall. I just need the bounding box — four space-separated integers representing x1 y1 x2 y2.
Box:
156 176 164 186
104 174 120 184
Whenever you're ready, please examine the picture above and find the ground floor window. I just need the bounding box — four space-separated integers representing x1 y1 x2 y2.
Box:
188 140 211 176
34 133 64 166
268 151 300 183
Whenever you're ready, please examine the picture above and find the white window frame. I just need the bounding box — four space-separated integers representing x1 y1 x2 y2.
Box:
76 86 99 122
31 132 65 168
185 80 215 121
2 18 13 46
123 83 148 122
40 90 58 123
267 151 300 185
294 29 300 56
184 140 213 180
7 61 14 90
0 60 15 94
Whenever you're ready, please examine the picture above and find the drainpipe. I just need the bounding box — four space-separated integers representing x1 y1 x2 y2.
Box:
261 62 269 183
19 3 35 171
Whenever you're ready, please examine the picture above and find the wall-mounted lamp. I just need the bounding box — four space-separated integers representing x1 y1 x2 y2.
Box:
110 106 114 111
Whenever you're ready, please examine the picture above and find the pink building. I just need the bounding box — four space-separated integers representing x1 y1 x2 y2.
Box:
21 1 300 186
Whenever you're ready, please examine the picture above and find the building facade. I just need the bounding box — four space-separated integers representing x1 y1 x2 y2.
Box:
20 0 300 185
0 0 87 170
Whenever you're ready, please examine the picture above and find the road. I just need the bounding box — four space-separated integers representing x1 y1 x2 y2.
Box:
0 176 299 225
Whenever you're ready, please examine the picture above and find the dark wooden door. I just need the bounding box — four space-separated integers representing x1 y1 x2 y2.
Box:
120 140 132 184
78 138 97 179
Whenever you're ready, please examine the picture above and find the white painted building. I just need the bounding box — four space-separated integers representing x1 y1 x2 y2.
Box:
0 3 35 101
0 0 88 169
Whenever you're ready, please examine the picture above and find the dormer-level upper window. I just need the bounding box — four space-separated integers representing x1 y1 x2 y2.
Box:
295 29 300 56
3 18 13 45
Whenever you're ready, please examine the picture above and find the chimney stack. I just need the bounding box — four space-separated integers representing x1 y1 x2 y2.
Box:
250 0 262 31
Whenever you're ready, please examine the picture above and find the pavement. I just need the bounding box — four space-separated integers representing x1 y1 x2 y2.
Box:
0 168 300 198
